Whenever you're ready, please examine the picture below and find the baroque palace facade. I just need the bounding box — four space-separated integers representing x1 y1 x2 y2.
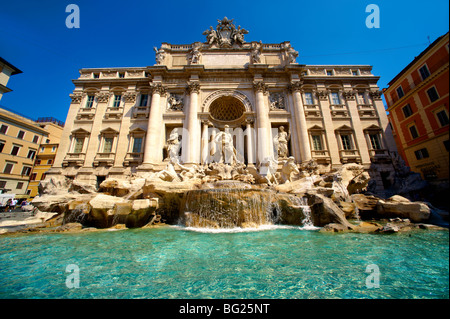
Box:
50 18 398 193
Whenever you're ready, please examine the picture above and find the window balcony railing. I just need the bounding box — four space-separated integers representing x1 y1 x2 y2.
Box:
104 107 124 120
339 149 361 163
76 107 96 120
311 149 331 163
62 152 85 166
132 106 150 118
369 149 390 161
123 152 144 166
93 152 115 166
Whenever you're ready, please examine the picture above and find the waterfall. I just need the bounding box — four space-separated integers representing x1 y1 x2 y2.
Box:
182 187 278 228
292 196 315 228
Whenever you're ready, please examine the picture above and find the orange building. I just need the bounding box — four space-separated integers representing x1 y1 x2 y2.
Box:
384 32 449 184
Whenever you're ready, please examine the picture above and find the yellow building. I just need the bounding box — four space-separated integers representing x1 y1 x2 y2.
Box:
26 118 64 198
0 107 49 199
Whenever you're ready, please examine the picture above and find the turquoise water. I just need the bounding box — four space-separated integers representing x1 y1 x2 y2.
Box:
0 226 448 299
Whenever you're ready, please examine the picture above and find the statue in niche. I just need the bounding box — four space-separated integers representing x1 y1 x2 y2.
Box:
274 126 291 159
167 94 183 111
165 130 182 163
213 125 240 165
269 93 285 110
251 41 263 64
189 43 202 64
154 47 166 65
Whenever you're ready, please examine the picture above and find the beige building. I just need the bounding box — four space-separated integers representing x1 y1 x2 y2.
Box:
0 107 49 198
50 18 398 193
26 118 64 198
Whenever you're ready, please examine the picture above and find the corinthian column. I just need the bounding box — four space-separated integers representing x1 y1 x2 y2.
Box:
183 81 201 164
143 83 166 164
289 81 311 162
253 81 271 164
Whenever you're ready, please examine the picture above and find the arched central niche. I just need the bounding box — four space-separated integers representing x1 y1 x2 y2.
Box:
209 96 246 121
203 90 253 127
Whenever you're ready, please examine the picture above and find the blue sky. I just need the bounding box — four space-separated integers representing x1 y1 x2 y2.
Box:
0 0 448 122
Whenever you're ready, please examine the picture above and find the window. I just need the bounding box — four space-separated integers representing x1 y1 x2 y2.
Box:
41 147 45 152
11 145 20 156
119 72 125 78
436 110 449 127
396 86 404 99
304 92 314 105
113 94 122 108
402 104 413 118
427 87 439 102
33 135 39 143
3 163 13 174
21 166 32 176
414 148 429 160
73 138 84 153
30 173 37 181
139 94 149 107
86 95 95 108
331 92 341 105
132 137 143 153
419 65 430 80
409 125 419 139
45 139 50 143
103 137 113 153
352 70 358 76
369 134 382 150
0 142 4 153
340 135 352 150
326 70 333 76
47 159 53 165
0 125 8 134
93 73 99 79
16 182 23 190
52 146 56 152
27 150 36 160
0 181 6 189
311 135 323 151
357 92 367 105
17 130 25 139
35 159 41 165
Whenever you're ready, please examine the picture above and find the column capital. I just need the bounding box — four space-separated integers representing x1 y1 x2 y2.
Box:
342 90 356 101
95 92 111 103
287 80 303 93
315 89 329 101
369 89 382 100
123 92 137 103
150 82 167 96
252 81 269 94
186 81 201 94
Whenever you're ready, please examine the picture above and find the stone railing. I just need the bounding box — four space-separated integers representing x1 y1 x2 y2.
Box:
62 153 85 166
339 149 361 163
132 106 150 118
123 152 144 166
93 153 115 166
